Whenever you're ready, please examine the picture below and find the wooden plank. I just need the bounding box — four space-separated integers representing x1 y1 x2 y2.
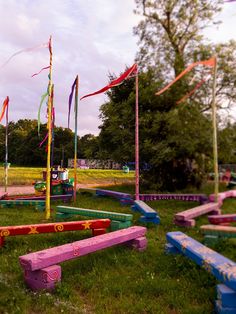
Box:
139 193 208 204
201 225 236 238
0 219 110 247
79 188 97 195
56 206 133 222
19 226 147 271
209 190 236 203
166 231 236 291
175 202 220 221
96 189 132 200
173 218 195 227
132 200 157 218
3 194 72 202
208 214 236 225
217 284 236 308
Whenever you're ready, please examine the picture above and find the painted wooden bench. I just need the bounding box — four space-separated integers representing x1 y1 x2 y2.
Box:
201 224 236 245
216 284 236 313
174 202 220 227
56 206 133 231
209 190 236 205
165 231 236 313
95 189 134 204
131 200 160 224
208 213 236 225
19 226 147 291
0 199 45 211
0 219 110 247
79 188 97 195
139 193 208 204
2 194 72 203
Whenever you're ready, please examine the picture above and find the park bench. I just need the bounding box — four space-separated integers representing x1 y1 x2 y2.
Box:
174 202 220 227
209 190 236 205
165 231 236 313
0 219 110 247
0 199 45 211
19 226 147 291
56 206 133 231
201 224 236 245
208 213 236 225
131 200 160 224
139 193 208 204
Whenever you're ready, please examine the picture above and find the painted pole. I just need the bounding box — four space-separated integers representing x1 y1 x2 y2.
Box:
45 36 53 220
211 56 219 203
74 75 79 202
4 101 9 193
135 69 139 200
50 84 55 167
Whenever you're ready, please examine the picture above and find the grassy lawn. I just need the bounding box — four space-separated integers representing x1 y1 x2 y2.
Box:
1 183 236 313
0 167 134 186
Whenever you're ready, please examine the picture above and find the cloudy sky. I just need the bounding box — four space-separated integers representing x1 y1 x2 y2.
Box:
0 1 235 136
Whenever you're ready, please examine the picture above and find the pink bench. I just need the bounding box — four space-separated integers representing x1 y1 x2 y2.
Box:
19 226 147 291
209 190 236 204
174 202 220 227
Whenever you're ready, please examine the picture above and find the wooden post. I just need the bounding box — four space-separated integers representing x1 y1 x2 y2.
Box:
211 56 219 203
45 36 53 220
135 70 139 200
4 102 9 193
74 75 79 202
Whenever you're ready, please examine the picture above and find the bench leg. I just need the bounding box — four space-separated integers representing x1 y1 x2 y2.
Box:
204 235 219 246
139 216 160 224
165 243 180 255
174 219 195 227
23 265 61 291
0 236 5 247
92 228 107 236
126 236 147 251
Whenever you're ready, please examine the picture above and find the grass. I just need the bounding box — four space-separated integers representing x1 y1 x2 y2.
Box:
0 167 134 186
1 182 236 313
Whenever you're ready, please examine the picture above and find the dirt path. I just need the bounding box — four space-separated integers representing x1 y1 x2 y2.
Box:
0 182 116 196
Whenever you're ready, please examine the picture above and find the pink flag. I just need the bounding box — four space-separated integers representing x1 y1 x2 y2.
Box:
80 64 138 100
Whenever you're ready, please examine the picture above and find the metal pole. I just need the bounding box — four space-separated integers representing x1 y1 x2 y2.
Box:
211 56 219 203
4 102 9 193
74 75 79 202
135 70 139 200
45 35 53 219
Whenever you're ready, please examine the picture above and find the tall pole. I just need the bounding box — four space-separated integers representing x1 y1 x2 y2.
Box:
74 75 79 202
211 56 219 203
135 70 139 200
45 36 53 219
50 85 55 167
4 102 9 193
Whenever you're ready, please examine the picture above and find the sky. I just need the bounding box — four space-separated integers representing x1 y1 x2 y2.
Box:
0 0 235 136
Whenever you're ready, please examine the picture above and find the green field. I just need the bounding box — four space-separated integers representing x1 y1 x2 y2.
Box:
0 167 134 186
1 183 236 313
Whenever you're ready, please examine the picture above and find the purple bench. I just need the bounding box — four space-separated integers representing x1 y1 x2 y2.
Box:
174 202 220 227
19 226 147 291
208 213 236 225
209 190 236 205
139 194 208 204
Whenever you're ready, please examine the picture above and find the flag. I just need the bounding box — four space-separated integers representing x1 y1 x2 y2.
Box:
0 97 9 123
80 63 137 100
156 57 216 96
68 77 77 128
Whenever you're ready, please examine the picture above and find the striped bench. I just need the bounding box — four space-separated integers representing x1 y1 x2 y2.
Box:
0 219 110 247
56 206 133 231
0 199 45 211
165 231 236 313
139 193 208 204
174 202 220 227
131 200 160 224
19 226 147 291
201 224 236 245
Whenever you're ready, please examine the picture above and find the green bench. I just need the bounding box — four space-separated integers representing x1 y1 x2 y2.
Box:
0 199 45 211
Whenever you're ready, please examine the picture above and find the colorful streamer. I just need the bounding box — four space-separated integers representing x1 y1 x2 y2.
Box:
37 91 48 135
176 73 212 104
156 57 215 96
68 77 77 128
0 96 9 123
0 42 49 70
80 63 138 100
32 66 50 78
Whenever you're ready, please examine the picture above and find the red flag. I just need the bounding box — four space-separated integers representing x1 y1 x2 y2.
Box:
156 57 215 96
0 96 9 123
80 64 137 100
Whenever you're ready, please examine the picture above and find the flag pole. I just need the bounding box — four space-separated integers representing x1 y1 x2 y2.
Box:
74 75 79 202
135 68 139 200
50 84 54 167
211 56 219 203
45 35 53 220
4 100 9 193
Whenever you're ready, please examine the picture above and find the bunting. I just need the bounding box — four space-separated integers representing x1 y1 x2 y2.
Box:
80 63 138 100
32 66 50 78
0 96 9 123
156 57 216 96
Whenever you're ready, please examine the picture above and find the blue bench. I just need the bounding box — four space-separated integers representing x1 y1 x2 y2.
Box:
166 231 236 313
96 189 133 205
131 200 160 224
